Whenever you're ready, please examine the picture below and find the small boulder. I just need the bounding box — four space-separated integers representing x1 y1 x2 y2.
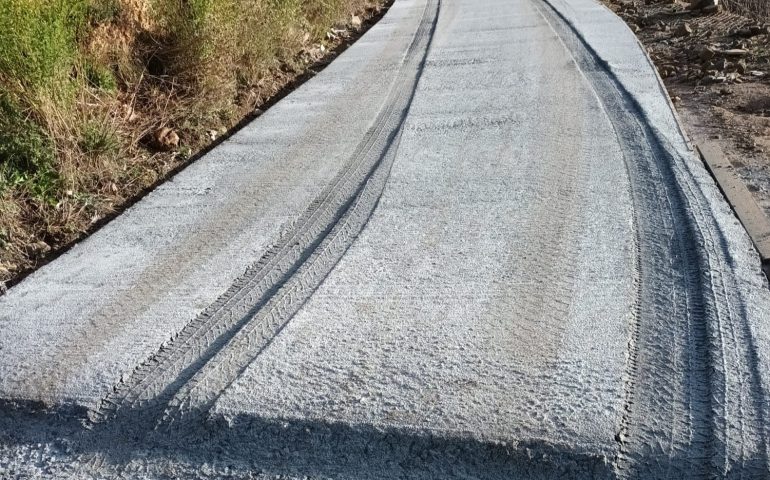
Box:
675 23 693 36
152 127 179 152
351 15 362 29
696 45 716 61
690 0 718 9
26 241 51 258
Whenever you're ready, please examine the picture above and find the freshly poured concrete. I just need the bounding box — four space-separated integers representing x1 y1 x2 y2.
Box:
0 1 426 409
213 0 635 458
2 0 770 478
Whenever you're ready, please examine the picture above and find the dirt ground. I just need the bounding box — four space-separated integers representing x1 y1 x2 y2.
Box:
602 0 770 216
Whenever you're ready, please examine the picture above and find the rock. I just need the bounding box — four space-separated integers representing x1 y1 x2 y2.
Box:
689 0 718 9
351 15 362 29
735 25 770 38
152 127 179 152
26 241 51 258
675 23 693 36
713 57 729 71
696 45 716 61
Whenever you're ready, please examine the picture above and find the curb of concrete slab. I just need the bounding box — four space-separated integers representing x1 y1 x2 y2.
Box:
697 142 770 281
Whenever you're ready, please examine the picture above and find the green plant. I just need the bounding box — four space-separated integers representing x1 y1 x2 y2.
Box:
0 0 88 93
79 121 119 156
0 0 384 284
0 96 59 203
87 0 121 25
84 61 117 91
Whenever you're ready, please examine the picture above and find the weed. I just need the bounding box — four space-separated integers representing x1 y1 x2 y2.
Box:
723 0 770 18
0 96 59 203
87 0 121 25
0 0 87 93
79 121 119 156
84 61 117 91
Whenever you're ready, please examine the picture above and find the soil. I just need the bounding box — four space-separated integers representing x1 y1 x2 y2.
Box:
601 0 770 216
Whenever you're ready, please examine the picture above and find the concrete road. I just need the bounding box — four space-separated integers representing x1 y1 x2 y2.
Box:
2 0 770 478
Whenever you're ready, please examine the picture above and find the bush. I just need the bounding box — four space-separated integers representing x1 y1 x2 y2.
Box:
84 61 117 91
0 96 59 203
0 0 87 94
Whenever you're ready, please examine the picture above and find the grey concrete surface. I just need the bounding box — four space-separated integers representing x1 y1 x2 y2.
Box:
2 0 770 478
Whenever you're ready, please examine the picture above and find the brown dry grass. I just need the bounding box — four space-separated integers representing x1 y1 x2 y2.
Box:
723 0 770 18
0 0 388 288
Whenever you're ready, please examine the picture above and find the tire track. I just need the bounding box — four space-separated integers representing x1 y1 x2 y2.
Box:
89 0 441 433
535 0 769 477
536 4 718 474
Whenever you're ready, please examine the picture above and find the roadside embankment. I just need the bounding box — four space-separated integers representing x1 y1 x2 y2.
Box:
0 0 388 291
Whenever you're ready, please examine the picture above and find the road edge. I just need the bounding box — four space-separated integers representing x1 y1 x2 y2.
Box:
697 142 770 280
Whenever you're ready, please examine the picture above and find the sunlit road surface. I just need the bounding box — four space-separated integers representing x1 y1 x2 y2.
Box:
2 0 770 478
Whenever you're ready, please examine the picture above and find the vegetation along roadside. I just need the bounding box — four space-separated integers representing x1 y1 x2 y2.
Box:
0 0 390 291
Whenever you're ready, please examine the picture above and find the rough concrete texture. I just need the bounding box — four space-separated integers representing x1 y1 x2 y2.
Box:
2 0 770 478
0 0 423 410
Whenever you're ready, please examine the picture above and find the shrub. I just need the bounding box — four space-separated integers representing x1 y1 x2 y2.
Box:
84 61 117 91
0 96 59 203
0 0 87 94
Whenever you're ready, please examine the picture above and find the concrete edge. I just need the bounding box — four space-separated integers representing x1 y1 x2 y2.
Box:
697 142 770 280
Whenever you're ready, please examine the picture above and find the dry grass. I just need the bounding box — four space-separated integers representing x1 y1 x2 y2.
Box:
0 0 388 287
723 0 770 19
